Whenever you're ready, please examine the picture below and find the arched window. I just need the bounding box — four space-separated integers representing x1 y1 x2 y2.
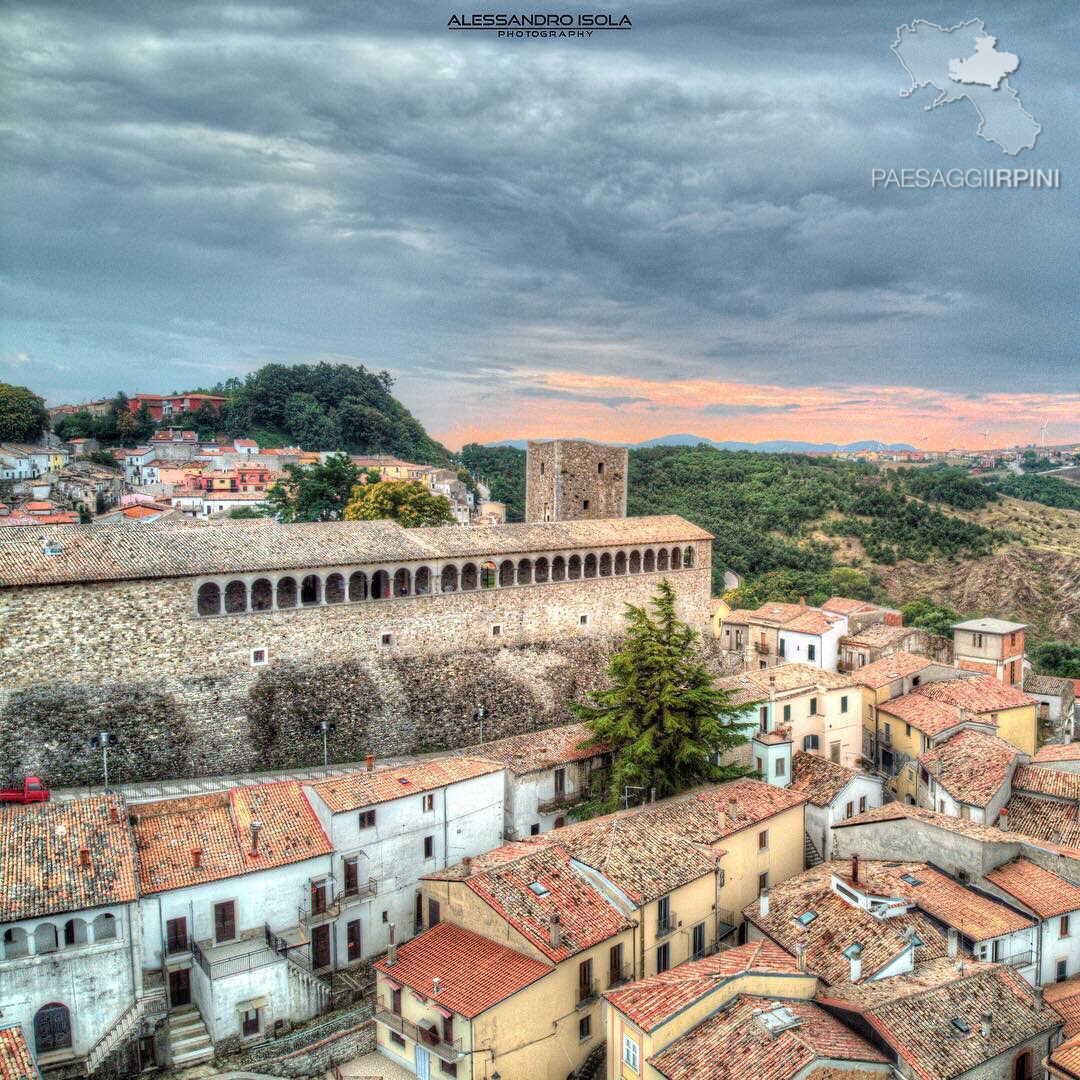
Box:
480 562 497 589
348 571 368 602
657 548 669 571
599 553 612 577
371 570 390 600
224 580 247 614
534 557 550 584
92 913 117 942
499 560 515 587
643 549 655 573
671 546 682 570
554 816 566 829
414 567 432 595
276 577 297 609
63 918 87 947
441 565 459 593
34 1003 72 1055
301 574 322 606
567 555 582 580
251 578 273 611
614 551 627 575
3 927 28 959
684 545 694 568
583 554 597 579
393 568 411 597
629 550 641 574
517 559 533 586
34 923 58 955
197 582 221 616
597 462 605 475
461 564 478 591
551 556 566 582
325 573 345 604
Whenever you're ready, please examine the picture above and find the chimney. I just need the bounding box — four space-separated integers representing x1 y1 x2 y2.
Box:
549 913 562 950
649 787 656 804
948 927 959 959
1034 986 1044 1010
366 753 374 772
433 977 442 996
959 706 968 725
249 820 262 856
759 889 770 917
851 853 859 884
109 806 120 824
462 856 473 877
795 938 806 972
192 848 203 868
846 943 863 983
728 797 738 823
79 848 90 868
387 922 397 966
980 1011 992 1038
717 806 727 832
799 596 806 606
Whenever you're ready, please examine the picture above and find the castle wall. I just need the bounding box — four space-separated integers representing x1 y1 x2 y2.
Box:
525 440 628 522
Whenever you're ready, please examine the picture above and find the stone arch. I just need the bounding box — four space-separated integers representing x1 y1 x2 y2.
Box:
534 557 550 584
300 574 322 606
599 552 612 577
614 551 627 575
567 555 582 580
414 567 432 595
671 546 682 570
371 570 391 600
683 545 694 568
93 913 117 942
224 579 247 614
2 927 28 959
441 565 459 593
197 582 221 616
643 549 655 573
629 550 641 574
63 918 88 947
276 576 297 608
583 553 598 579
499 560 515 587
657 548 669 571
517 558 533 585
480 561 497 589
348 571 368 602
393 568 411 597
34 923 58 955
325 573 346 604
551 556 566 582
34 1003 72 1055
251 578 273 611
554 816 566 829
462 563 479 591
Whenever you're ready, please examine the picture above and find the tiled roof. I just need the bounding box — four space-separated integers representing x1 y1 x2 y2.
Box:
749 602 808 624
605 942 802 1031
914 675 1035 714
1004 795 1080 851
1045 976 1080 1038
789 752 863 807
850 652 934 688
917 729 1021 807
0 514 711 586
310 757 503 814
819 961 1059 1080
952 617 1027 634
744 862 948 985
647 994 888 1080
841 623 922 649
1013 765 1080 801
1050 1033 1080 1078
716 663 854 705
832 801 1032 845
784 609 843 636
0 1025 40 1080
1034 743 1080 764
720 607 757 625
878 692 983 738
455 844 632 961
133 781 331 894
823 597 881 615
0 797 137 921
955 658 998 675
1025 673 1075 698
374 920 550 1017
986 858 1080 918
456 723 604 776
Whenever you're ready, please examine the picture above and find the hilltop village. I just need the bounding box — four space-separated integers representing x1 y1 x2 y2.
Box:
1 437 1079 1080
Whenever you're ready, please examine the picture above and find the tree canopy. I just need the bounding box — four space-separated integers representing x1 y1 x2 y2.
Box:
1029 640 1080 680
344 479 455 527
900 597 962 638
265 454 359 522
0 383 50 442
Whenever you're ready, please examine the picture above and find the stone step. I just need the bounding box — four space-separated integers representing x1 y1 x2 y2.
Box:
169 1015 206 1036
171 1044 214 1067
171 1030 212 1052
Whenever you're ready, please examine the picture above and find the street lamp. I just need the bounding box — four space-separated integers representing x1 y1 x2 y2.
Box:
313 720 337 768
89 731 117 791
474 705 487 745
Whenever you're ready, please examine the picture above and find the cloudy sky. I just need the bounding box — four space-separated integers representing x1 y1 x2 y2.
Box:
2 0 1077 450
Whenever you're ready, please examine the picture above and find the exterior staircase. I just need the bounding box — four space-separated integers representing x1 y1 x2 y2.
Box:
576 1041 606 1080
804 832 823 869
168 1007 214 1068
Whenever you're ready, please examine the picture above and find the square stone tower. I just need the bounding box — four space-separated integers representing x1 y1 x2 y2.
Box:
525 439 629 522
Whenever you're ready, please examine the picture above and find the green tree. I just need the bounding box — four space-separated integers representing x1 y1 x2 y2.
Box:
1029 641 1080 679
265 454 359 522
900 597 962 638
115 410 138 446
284 392 340 449
0 383 50 442
228 506 269 519
344 479 455 527
573 580 749 814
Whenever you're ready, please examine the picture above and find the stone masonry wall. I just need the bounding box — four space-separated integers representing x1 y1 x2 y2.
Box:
525 440 629 522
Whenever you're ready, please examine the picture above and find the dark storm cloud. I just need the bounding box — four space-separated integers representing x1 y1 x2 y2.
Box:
1 0 1077 424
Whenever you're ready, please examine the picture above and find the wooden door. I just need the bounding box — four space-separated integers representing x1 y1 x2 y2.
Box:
168 968 191 1008
311 923 331 969
346 919 362 963
213 900 236 943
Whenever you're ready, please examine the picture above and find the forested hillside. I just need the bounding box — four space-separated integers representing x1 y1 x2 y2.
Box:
459 444 527 521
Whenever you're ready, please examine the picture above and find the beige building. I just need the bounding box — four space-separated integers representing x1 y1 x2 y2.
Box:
952 617 1028 686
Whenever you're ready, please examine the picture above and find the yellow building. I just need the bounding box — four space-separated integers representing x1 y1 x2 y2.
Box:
912 674 1038 756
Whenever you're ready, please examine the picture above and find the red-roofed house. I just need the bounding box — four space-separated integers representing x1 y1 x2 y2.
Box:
914 674 1038 755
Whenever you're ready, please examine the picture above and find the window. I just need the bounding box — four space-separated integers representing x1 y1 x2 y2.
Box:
241 1009 260 1038
540 462 545 475
759 706 768 732
530 823 540 835
578 958 593 1003
783 704 792 723
841 695 848 713
758 872 768 894
830 742 841 764
692 922 705 959
358 810 376 829
423 793 435 812
491 624 501 637
166 916 188 955
379 632 394 647
807 643 816 662
251 647 268 666
883 722 892 743
803 734 819 752
656 943 670 973
34 1004 72 1055
778 638 786 658
912 675 920 687
845 801 854 819
213 900 236 943
439 1062 457 1077
974 632 983 647
609 942 624 986
905 723 911 737
428 898 441 927
391 987 402 1016
755 756 763 773
343 857 359 894
809 697 817 716
423 835 434 859
1010 632 1017 646
579 1015 591 1041
597 461 605 475
441 1014 454 1045
859 795 867 813
390 1032 406 1048
582 499 590 510
623 1033 640 1071
1058 959 1069 982
579 614 588 626
1062 915 1071 938
758 829 769 850
775 757 786 778
554 768 566 795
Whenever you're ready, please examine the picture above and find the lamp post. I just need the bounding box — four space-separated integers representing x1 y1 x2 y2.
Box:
474 705 487 745
89 731 117 792
313 720 337 768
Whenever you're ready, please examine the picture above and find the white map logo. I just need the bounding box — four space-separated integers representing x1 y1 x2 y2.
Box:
893 19 1040 155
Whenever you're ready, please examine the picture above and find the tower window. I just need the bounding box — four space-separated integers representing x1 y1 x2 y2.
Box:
597 462 604 475
583 499 590 510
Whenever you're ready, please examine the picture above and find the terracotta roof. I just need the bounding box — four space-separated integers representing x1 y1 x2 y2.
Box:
0 514 711 587
1013 765 1080 801
819 961 1059 1080
878 692 987 738
0 1025 40 1080
842 624 922 649
720 607 757 625
1004 795 1080 851
310 757 503 814
1025 673 1076 699
1034 744 1080 764
784 609 843 636
1050 1033 1080 1078
822 597 881 615
986 858 1080 918
605 942 802 1031
789 752 865 807
850 652 934 688
133 781 331 894
749 602 808 625
649 994 888 1080
374 921 550 1017
917 729 1021 807
1045 976 1080 1038
832 800 1033 845
456 723 604 775
955 658 998 675
716 663 854 705
914 675 1035 714
0 797 137 921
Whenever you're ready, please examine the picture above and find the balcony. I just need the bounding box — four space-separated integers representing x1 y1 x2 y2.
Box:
1002 951 1034 969
576 979 599 1008
754 641 770 655
608 965 633 989
538 790 587 815
656 912 678 939
300 880 378 925
375 1009 462 1063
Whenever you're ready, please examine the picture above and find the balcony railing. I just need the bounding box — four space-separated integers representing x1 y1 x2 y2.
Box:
300 881 379 926
608 965 633 989
656 912 678 939
754 641 770 655
165 935 189 956
375 1009 462 1063
576 979 599 1008
538 790 587 814
1003 951 1034 968
191 938 280 981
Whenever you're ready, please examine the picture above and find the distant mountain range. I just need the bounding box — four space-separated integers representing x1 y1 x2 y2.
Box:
486 435 919 453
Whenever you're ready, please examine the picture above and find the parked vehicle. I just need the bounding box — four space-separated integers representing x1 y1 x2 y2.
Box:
0 777 49 804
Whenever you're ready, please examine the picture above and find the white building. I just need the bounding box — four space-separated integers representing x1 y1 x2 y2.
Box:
777 608 847 671
303 758 505 965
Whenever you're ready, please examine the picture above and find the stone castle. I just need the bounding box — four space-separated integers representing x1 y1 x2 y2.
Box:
525 439 628 523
